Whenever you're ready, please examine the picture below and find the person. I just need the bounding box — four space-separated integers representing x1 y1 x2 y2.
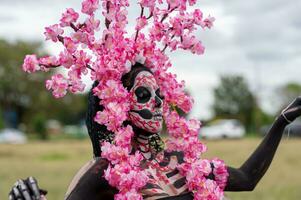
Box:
9 62 301 200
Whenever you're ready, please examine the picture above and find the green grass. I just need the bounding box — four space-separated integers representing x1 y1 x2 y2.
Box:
1 138 301 200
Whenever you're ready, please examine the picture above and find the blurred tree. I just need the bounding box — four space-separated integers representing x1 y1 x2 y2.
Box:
213 75 257 132
0 39 87 136
278 82 301 109
0 108 4 129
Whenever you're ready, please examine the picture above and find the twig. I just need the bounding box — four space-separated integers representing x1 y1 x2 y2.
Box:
160 6 178 23
135 5 145 41
161 34 175 53
105 2 111 29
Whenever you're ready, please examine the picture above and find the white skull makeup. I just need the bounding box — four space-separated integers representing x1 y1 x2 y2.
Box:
129 71 164 133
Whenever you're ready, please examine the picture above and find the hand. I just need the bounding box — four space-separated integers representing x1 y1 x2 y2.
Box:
8 177 47 200
280 97 301 124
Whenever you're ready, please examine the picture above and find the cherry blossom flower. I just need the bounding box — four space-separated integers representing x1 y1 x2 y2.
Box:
38 56 60 67
82 0 99 15
139 0 156 10
135 16 148 30
85 15 100 33
22 55 40 73
46 74 68 98
114 125 134 148
59 50 74 69
63 37 78 53
44 24 64 42
203 16 215 29
193 9 203 25
60 8 79 27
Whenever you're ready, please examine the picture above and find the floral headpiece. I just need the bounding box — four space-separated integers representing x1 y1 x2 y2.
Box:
22 0 228 199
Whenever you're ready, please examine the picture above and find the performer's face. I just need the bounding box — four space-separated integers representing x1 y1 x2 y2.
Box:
129 71 164 133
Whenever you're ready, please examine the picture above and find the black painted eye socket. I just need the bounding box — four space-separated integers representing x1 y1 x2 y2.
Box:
155 88 164 100
135 86 151 103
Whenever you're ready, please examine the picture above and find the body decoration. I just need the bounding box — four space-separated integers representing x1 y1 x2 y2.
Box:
11 0 301 200
21 0 228 199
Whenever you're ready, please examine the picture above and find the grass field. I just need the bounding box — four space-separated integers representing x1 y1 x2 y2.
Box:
1 138 301 200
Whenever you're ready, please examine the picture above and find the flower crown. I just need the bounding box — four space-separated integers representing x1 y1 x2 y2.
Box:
22 0 228 199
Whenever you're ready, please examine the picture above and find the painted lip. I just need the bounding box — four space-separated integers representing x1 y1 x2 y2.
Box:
153 110 162 117
153 111 163 121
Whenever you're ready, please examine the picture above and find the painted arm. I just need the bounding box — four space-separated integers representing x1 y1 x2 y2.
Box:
225 97 301 191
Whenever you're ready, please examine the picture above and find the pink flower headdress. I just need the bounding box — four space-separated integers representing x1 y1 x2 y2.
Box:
22 0 228 199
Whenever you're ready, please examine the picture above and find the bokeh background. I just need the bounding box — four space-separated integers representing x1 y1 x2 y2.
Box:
0 0 301 199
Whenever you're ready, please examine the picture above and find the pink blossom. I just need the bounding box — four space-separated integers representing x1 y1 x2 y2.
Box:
22 55 40 73
68 70 86 93
60 8 79 27
94 102 129 131
69 80 85 93
44 24 64 42
59 50 74 69
188 0 197 6
139 0 156 10
149 22 166 41
114 126 134 148
64 37 78 53
191 41 205 55
82 0 99 15
167 0 181 9
93 80 128 102
38 56 60 67
211 158 229 190
72 31 90 45
85 15 100 33
46 74 68 98
101 142 130 164
203 16 215 29
115 190 143 200
181 35 205 55
193 9 203 25
74 50 91 69
135 16 148 31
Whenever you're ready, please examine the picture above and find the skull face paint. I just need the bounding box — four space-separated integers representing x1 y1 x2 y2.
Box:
129 71 164 133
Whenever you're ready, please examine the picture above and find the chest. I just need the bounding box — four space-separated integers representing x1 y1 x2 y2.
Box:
140 151 189 200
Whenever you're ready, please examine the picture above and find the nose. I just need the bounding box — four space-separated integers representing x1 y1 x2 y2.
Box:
155 96 162 108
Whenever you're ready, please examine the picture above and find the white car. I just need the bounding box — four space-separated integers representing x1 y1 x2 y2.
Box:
200 119 245 139
0 128 27 144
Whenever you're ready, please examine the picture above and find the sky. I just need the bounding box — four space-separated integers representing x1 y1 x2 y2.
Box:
0 0 300 119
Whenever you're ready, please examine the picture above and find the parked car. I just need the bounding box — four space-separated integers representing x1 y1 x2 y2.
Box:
200 119 245 139
261 120 301 137
0 128 27 144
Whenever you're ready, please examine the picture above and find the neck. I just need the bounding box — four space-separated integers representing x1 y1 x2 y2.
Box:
132 127 162 160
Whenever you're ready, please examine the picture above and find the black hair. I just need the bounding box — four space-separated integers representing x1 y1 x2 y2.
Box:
86 63 153 157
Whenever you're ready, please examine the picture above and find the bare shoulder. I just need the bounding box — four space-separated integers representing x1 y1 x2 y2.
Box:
65 158 110 198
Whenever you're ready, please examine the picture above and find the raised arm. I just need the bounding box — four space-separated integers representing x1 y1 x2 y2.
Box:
225 97 301 191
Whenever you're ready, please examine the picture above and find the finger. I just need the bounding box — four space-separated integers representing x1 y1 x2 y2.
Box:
17 180 31 200
39 189 48 196
12 186 23 200
9 192 15 200
26 177 41 200
40 195 47 200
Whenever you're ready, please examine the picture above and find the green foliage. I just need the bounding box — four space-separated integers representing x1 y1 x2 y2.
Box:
278 82 301 109
0 39 87 133
213 75 257 132
0 108 4 129
32 113 47 140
